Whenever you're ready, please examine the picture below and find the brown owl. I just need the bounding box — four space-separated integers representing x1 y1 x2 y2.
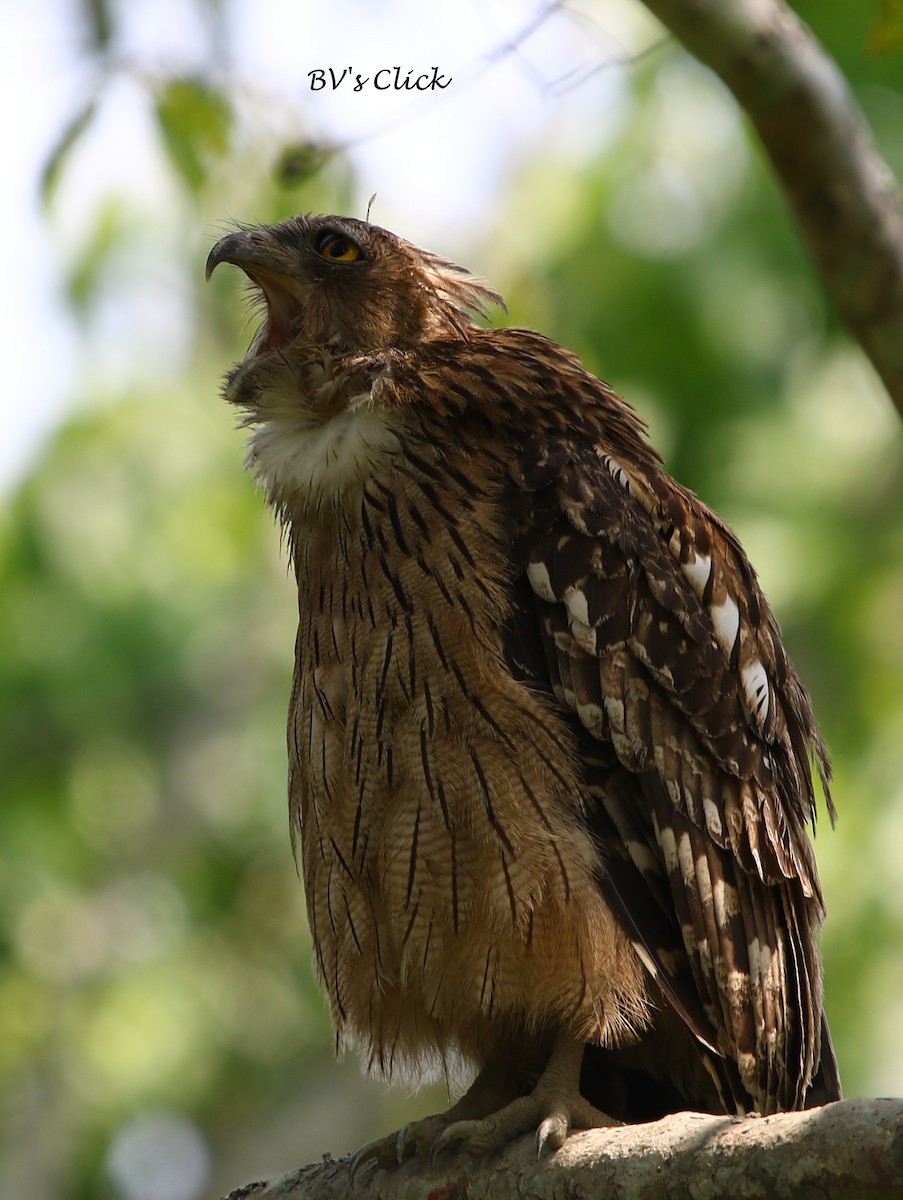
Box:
206 214 840 1169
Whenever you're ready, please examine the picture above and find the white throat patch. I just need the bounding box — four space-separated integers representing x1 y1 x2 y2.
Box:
247 389 405 514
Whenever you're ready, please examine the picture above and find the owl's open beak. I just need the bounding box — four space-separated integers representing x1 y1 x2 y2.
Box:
207 232 304 354
206 231 283 281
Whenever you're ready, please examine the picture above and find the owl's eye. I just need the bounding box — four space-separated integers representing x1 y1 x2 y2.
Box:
315 232 361 262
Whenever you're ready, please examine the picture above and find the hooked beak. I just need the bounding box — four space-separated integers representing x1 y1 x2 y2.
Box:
206 231 304 354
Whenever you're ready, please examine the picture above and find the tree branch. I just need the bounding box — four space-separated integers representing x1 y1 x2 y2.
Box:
224 1098 903 1199
640 0 903 416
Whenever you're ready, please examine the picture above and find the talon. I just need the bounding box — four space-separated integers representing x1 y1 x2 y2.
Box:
394 1123 418 1164
430 1119 475 1162
348 1042 611 1170
430 1128 454 1162
348 1130 403 1183
348 1149 378 1187
536 1114 568 1155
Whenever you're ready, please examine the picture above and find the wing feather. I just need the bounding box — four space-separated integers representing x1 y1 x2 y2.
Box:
506 433 835 1112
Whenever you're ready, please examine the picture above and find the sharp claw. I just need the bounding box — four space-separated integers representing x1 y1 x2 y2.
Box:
536 1118 551 1156
395 1124 417 1165
348 1149 377 1187
430 1127 458 1163
536 1114 567 1156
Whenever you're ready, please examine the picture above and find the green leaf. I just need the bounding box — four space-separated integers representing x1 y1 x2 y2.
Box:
65 199 126 317
153 77 233 195
869 0 903 53
40 99 98 207
274 140 335 186
81 0 114 51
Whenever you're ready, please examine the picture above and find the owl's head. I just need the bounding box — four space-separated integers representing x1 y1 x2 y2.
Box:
206 214 502 355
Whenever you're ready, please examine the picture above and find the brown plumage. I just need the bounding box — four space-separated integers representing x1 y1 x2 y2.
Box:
206 214 840 1163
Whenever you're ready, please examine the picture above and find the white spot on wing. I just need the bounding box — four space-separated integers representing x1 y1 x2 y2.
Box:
749 936 773 979
702 796 723 839
565 587 590 627
741 659 770 721
527 561 556 603
712 876 739 923
603 695 626 735
710 595 740 652
577 700 605 737
568 617 597 655
681 553 712 596
627 841 660 877
602 455 632 493
676 831 695 885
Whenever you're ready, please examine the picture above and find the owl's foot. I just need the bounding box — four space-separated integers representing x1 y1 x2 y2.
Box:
350 1033 618 1180
432 1031 619 1159
348 1061 517 1182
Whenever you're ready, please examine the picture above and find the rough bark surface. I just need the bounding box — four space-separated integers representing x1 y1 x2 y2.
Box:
641 0 903 415
224 1097 903 1199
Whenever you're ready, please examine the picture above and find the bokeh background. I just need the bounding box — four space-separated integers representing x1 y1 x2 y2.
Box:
3 2 903 1197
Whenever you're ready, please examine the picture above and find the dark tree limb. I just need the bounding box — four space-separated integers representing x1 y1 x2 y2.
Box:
224 1097 903 1199
639 0 903 416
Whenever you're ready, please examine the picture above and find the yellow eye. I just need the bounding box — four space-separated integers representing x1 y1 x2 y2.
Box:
316 232 361 262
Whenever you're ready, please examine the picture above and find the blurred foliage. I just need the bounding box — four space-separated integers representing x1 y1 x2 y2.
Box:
3 1 903 1198
153 78 234 196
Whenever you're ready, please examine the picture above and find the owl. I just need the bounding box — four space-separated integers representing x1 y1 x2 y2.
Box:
206 214 839 1167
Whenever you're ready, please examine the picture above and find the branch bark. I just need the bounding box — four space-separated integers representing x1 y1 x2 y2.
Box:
639 0 903 416
224 1097 903 1199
